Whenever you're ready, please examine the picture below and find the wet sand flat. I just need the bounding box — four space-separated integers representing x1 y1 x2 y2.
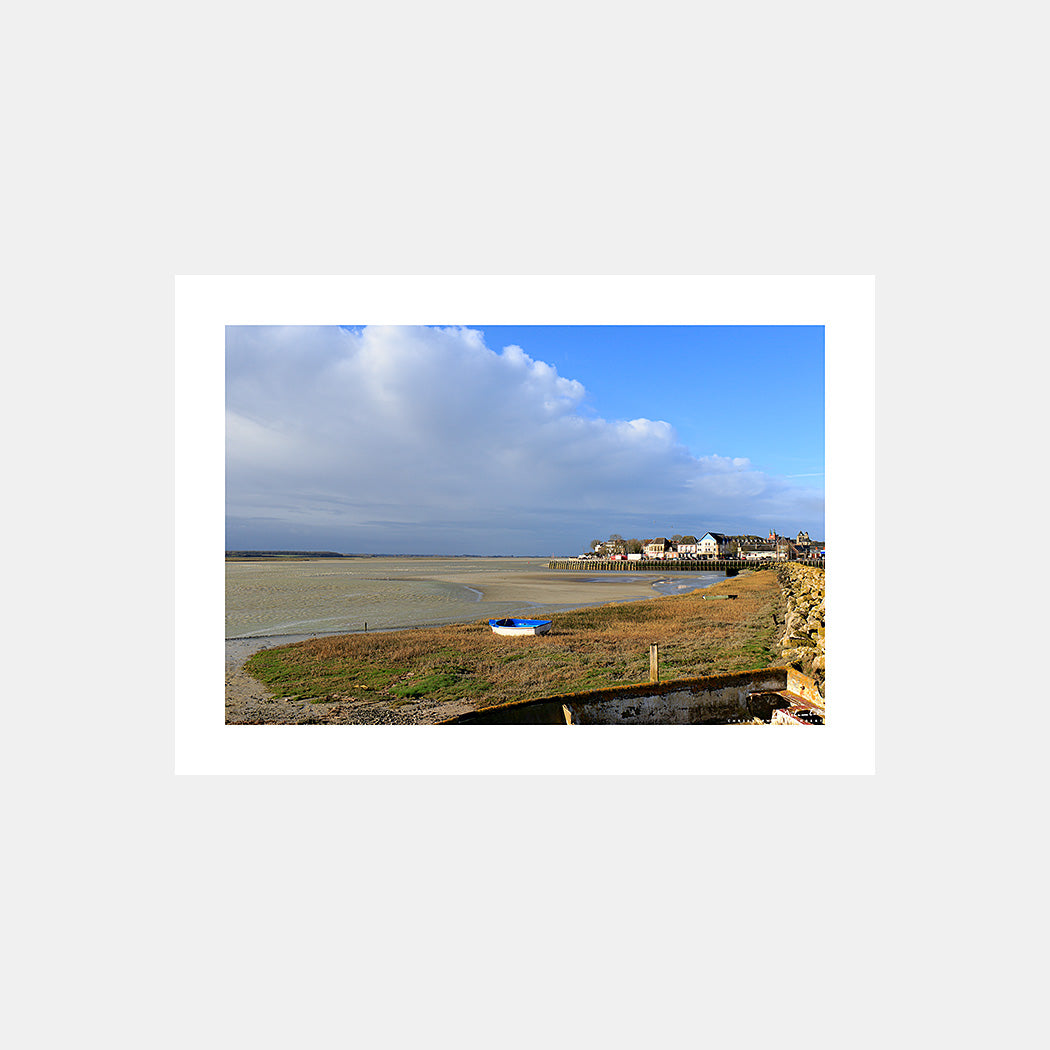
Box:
422 568 667 604
226 557 681 638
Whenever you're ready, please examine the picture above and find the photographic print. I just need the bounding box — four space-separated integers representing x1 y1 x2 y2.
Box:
225 321 825 727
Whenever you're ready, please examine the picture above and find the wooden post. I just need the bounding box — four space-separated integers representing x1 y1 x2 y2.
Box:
650 644 659 683
562 704 573 725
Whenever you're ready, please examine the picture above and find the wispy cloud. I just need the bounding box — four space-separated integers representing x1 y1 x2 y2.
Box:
226 326 824 552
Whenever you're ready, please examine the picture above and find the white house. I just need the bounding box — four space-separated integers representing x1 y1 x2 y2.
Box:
740 544 779 561
698 532 730 558
675 535 699 556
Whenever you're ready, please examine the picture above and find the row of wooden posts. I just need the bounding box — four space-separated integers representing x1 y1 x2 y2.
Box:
548 558 751 572
548 558 821 571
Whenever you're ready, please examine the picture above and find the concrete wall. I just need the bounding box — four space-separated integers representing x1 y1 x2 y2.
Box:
786 666 823 706
444 667 811 725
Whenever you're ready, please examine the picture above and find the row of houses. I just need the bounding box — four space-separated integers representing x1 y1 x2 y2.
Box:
587 530 825 563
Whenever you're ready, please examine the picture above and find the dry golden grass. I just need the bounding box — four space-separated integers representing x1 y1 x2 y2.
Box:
245 570 785 713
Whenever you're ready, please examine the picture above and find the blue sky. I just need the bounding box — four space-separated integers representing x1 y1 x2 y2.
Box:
473 326 824 478
226 325 824 554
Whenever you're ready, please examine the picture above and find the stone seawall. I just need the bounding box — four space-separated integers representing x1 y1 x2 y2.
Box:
773 563 825 699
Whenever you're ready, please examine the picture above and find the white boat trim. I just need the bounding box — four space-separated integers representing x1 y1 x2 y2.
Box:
489 618 552 637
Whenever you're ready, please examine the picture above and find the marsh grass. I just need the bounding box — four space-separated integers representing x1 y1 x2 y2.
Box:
244 570 784 710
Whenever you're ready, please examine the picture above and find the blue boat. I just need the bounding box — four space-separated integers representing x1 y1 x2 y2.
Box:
489 617 552 636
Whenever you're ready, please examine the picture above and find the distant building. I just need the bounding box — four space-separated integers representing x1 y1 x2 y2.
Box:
740 543 780 561
676 535 699 556
698 532 731 559
644 537 670 558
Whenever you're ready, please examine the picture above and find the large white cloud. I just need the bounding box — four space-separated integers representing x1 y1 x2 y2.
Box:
226 325 823 552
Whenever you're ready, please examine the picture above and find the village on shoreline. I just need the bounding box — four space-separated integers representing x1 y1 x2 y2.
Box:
225 529 826 564
578 530 825 563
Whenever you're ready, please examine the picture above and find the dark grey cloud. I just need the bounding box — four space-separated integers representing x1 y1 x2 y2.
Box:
226 325 823 553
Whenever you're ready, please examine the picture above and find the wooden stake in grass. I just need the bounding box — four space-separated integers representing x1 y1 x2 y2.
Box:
650 643 659 683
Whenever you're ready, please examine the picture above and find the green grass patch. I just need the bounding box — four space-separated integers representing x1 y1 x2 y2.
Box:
244 648 407 701
390 672 460 699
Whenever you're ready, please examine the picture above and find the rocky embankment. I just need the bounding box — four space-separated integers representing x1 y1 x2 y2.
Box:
773 563 825 698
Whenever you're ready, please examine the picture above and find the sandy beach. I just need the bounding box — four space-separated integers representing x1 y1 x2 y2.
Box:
225 564 713 723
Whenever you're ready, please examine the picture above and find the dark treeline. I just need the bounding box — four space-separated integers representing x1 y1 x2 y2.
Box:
225 551 345 559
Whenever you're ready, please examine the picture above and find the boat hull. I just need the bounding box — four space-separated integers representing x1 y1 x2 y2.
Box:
489 618 552 636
